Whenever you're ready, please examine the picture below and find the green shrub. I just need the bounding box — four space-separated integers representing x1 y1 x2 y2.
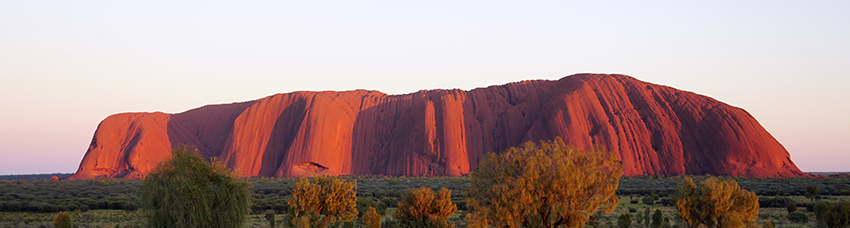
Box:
816 201 850 228
617 213 631 228
357 197 388 218
788 211 808 223
380 197 398 209
651 209 663 228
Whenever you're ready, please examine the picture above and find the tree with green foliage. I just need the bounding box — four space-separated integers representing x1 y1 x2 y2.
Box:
644 208 651 228
288 175 358 227
676 177 759 228
651 209 663 228
465 138 623 228
807 185 819 201
140 147 252 228
617 213 631 228
362 206 382 228
815 201 831 223
814 201 850 228
265 210 276 228
53 211 72 228
395 187 457 228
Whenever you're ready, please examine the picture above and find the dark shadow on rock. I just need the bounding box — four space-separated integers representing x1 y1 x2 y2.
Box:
259 99 308 177
166 100 258 159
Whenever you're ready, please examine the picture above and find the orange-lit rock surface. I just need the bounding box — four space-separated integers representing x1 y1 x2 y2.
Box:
70 74 806 179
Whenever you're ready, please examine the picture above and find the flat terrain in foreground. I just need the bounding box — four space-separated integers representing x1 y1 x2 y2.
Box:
1 175 848 227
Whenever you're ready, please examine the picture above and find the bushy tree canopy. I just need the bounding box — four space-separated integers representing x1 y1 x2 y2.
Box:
676 177 759 228
394 187 457 228
807 185 819 201
288 175 358 227
815 201 850 228
140 147 252 228
362 206 382 228
465 137 623 228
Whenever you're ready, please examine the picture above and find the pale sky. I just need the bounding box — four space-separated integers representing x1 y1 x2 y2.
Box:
1 1 848 174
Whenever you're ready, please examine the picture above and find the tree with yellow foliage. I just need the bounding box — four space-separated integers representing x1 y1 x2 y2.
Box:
53 211 72 228
676 177 759 228
362 206 382 228
465 137 622 228
395 187 457 228
288 175 358 227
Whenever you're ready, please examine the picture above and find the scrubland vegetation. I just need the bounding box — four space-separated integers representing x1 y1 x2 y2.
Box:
1 140 849 227
2 176 850 227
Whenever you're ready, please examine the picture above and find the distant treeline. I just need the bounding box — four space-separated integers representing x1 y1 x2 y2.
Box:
0 173 73 181
1 175 849 213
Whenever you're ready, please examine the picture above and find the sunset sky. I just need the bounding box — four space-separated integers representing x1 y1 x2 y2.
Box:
1 1 848 174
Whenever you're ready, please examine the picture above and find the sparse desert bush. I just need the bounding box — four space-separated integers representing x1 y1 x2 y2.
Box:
659 197 675 206
787 211 808 223
643 195 657 205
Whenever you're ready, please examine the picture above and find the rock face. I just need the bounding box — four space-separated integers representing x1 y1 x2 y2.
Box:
70 74 806 179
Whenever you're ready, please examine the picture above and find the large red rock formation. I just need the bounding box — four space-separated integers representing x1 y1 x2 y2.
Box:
70 74 806 179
